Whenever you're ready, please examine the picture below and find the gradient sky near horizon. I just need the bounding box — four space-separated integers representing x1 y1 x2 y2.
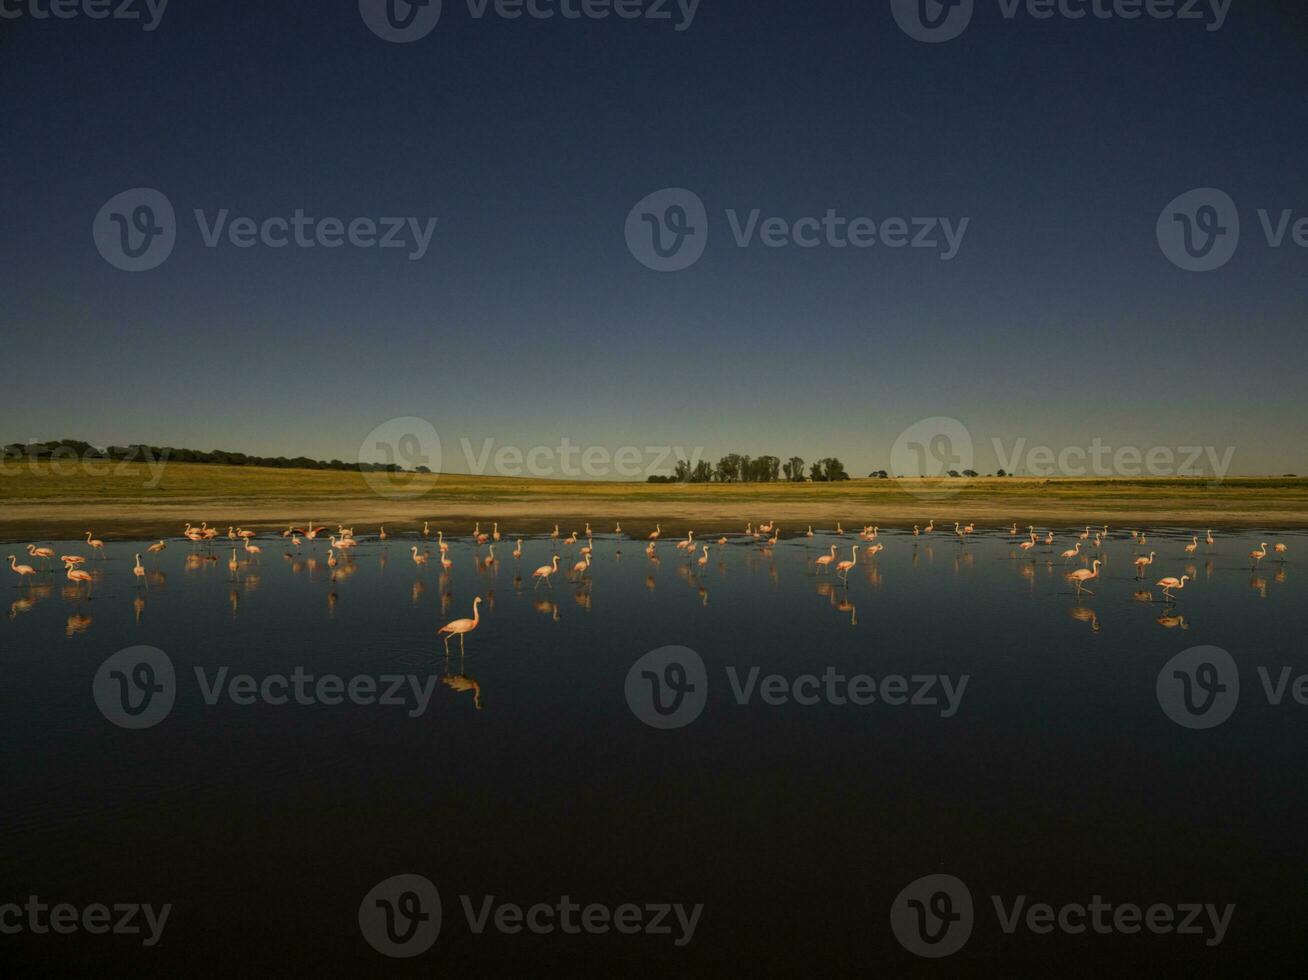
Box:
2 0 1306 478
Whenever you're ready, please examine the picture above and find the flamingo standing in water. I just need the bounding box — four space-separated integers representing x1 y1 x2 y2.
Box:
533 554 561 589
648 524 661 541
1060 542 1081 564
512 539 523 559
815 545 838 573
1132 551 1157 579
697 544 709 570
483 545 497 569
85 531 105 558
1068 559 1102 596
1249 542 1268 568
133 554 147 588
1274 543 1289 560
1156 574 1191 601
438 597 482 654
836 545 859 581
1184 535 1198 555
411 546 428 568
147 540 167 554
26 544 55 570
8 555 37 586
1205 529 1215 548
228 548 239 580
1019 530 1038 553
572 553 591 578
438 531 448 554
64 560 93 596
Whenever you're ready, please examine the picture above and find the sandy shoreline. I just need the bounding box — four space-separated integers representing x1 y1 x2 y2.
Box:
3 494 1306 541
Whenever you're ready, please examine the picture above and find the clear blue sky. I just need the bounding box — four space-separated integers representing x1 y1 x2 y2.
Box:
3 0 1306 476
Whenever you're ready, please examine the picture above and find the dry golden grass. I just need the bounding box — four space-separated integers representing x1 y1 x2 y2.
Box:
2 461 1306 538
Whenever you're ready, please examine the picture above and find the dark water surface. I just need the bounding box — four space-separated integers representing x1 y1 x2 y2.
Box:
2 527 1305 976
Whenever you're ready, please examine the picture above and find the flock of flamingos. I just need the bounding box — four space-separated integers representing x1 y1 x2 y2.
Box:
4 519 1294 648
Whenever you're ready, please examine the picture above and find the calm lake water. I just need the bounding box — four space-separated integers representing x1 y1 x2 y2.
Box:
2 527 1305 975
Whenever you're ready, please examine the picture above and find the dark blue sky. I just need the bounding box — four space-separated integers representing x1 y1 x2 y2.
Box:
3 0 1306 476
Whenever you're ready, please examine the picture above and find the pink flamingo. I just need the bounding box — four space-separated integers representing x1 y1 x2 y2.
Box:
533 554 561 589
85 531 106 558
411 546 428 568
1249 542 1268 568
815 545 838 573
26 544 55 570
64 560 93 596
133 553 147 588
1067 559 1101 595
1156 574 1191 601
1132 551 1156 579
8 555 37 586
836 545 859 580
438 597 482 654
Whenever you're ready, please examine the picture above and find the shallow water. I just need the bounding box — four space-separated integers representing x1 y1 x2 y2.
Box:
1 527 1305 975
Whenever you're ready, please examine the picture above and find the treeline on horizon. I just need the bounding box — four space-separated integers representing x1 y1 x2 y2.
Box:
647 454 1005 483
2 439 423 474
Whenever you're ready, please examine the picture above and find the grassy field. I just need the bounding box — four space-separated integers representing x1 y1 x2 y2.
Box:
2 461 1307 539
